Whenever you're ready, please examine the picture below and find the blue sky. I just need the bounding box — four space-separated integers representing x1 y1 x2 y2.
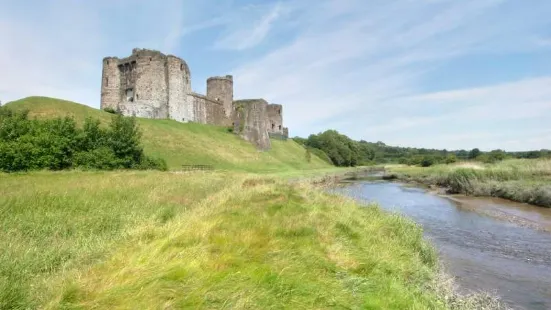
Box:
1 0 550 151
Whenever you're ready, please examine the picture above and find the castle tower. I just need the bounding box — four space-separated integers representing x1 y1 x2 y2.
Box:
266 104 283 134
100 57 121 111
167 55 193 122
206 75 233 118
233 99 271 150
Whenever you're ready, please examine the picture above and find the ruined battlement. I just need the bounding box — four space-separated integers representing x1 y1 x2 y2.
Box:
100 48 287 149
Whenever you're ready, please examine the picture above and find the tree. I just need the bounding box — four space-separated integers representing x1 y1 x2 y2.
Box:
468 148 481 159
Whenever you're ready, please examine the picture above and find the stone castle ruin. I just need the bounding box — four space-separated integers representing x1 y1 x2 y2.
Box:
101 48 288 150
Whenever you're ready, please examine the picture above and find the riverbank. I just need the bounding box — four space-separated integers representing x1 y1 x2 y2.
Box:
1 170 456 309
387 159 551 208
335 181 549 309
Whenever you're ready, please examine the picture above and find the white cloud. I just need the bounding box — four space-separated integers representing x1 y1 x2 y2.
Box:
1 0 550 151
0 0 191 107
230 0 551 150
213 2 287 50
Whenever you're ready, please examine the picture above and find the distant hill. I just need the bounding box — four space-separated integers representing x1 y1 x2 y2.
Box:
4 97 330 172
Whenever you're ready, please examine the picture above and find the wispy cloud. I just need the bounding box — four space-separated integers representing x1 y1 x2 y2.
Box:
1 0 549 151
230 0 551 150
213 2 287 50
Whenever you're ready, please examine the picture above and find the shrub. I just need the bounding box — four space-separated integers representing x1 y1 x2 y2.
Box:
73 147 119 170
445 154 457 164
0 107 167 172
420 156 435 167
137 156 168 171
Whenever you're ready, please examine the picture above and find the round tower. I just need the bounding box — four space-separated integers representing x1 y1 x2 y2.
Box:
167 55 192 122
206 75 233 118
100 57 121 111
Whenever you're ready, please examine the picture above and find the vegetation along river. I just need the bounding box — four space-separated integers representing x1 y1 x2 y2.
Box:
334 181 551 310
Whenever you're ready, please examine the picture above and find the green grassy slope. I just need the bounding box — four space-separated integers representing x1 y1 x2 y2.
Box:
5 97 330 172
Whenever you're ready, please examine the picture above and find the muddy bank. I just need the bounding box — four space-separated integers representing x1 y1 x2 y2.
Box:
440 194 551 233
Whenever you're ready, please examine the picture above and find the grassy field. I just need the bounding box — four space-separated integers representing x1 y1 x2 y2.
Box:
4 97 330 172
0 170 452 309
388 159 551 207
1 96 508 309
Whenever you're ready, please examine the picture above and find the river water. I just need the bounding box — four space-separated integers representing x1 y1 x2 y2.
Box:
335 181 551 310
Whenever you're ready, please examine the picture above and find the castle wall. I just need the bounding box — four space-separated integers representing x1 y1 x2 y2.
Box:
190 92 208 124
167 56 193 122
100 57 121 111
266 104 283 134
132 49 169 118
233 99 271 150
189 93 227 126
207 75 233 118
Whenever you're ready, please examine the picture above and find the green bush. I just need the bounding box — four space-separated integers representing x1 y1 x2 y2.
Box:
0 107 167 172
444 154 457 164
420 156 435 167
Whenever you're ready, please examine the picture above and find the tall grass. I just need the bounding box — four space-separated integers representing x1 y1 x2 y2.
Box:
0 170 450 309
390 159 551 207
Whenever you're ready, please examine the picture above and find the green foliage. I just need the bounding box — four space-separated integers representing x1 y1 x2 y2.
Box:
445 154 458 164
469 148 481 159
304 130 361 167
0 107 166 172
305 147 312 163
420 156 435 167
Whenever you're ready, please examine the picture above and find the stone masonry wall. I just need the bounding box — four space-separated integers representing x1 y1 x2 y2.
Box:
266 104 283 134
207 76 233 118
100 57 121 111
189 93 227 126
233 99 271 150
132 49 169 118
167 56 192 122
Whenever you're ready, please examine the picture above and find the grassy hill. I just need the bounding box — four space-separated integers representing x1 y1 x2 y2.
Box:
4 97 330 172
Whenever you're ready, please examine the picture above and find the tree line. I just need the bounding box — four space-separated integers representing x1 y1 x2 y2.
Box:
294 130 551 167
0 107 166 172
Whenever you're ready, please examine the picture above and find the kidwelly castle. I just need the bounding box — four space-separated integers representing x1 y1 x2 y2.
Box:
101 48 288 150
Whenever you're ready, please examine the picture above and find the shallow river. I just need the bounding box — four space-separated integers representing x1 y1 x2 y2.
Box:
335 181 551 310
